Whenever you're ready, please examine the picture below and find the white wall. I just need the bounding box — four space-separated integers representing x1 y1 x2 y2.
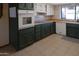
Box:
0 4 9 47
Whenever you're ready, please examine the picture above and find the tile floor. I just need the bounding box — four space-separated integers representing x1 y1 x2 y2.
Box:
0 45 16 56
1 34 79 56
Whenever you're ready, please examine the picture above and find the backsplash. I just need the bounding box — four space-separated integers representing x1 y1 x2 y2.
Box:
34 15 47 23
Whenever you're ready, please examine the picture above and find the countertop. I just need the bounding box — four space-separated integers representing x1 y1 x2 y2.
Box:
53 20 79 24
19 20 79 30
19 21 53 30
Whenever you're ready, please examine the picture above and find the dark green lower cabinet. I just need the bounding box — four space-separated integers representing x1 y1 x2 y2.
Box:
50 22 56 34
45 23 51 36
35 25 41 41
18 22 56 50
41 24 47 38
41 23 50 38
42 22 56 36
19 27 34 50
35 22 56 41
66 23 79 39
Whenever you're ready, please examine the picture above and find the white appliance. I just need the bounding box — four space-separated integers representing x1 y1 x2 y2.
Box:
56 22 66 35
18 10 35 30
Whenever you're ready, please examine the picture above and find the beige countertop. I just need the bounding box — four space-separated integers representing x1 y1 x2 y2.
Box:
33 20 79 26
19 21 53 30
54 20 79 24
49 18 79 24
19 20 79 30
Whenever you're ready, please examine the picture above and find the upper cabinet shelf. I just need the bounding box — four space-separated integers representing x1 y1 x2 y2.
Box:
18 3 34 10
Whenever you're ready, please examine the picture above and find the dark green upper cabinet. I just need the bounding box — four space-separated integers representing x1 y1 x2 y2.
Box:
18 3 34 10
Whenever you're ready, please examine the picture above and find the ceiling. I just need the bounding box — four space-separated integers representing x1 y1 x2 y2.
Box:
49 3 78 5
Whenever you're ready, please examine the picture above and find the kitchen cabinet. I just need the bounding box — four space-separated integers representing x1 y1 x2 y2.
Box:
35 22 56 41
41 22 56 38
66 23 79 39
35 24 42 41
9 4 19 50
56 22 66 35
45 23 51 35
35 23 50 41
9 3 56 51
19 27 35 49
42 22 56 35
47 4 54 15
34 3 46 13
19 22 56 49
41 23 48 38
50 22 56 34
18 3 34 10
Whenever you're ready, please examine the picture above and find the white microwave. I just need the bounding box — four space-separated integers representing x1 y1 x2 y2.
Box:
18 13 34 30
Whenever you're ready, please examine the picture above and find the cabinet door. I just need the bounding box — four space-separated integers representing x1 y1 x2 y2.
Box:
35 25 41 41
50 22 56 34
46 23 51 35
41 4 46 12
41 23 51 38
47 4 54 15
41 24 46 38
35 4 41 12
19 27 34 49
18 3 34 10
35 3 46 13
9 4 19 50
27 3 34 10
67 26 77 38
35 23 56 42
66 23 79 39
35 31 41 41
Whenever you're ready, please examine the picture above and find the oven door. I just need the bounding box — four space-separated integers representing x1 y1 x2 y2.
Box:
18 14 34 30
